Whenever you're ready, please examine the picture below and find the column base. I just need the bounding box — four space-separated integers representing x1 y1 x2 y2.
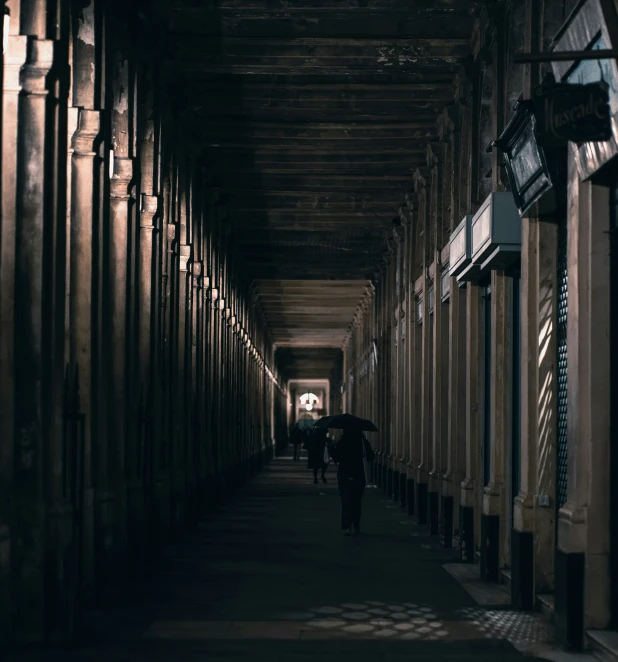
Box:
440 495 453 548
170 472 186 539
480 513 499 582
127 481 146 575
45 503 78 645
387 468 394 497
459 505 475 562
555 549 585 650
154 476 170 550
399 473 407 509
406 478 415 515
428 491 439 534
511 529 534 609
93 490 117 598
416 482 428 525
185 477 198 529
393 470 400 501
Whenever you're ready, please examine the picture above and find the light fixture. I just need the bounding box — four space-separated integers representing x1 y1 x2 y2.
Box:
470 192 521 272
108 149 115 180
306 403 313 411
488 99 555 217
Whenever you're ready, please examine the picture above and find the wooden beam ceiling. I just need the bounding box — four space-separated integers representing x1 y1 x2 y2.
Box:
166 0 479 376
276 347 343 381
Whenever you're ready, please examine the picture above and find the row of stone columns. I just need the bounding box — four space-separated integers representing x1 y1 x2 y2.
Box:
0 0 287 645
339 10 508 569
341 5 617 646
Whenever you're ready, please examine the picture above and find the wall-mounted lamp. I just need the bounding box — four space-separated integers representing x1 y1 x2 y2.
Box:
108 149 115 180
488 99 555 217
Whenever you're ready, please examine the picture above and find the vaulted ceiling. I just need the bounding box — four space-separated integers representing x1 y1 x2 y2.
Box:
164 0 481 379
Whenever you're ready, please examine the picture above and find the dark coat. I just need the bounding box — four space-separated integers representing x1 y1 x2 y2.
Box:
329 431 375 480
290 427 304 446
306 429 329 469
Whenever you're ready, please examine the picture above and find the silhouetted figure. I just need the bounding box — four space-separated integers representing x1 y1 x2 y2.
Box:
306 427 329 484
290 426 303 461
329 428 375 535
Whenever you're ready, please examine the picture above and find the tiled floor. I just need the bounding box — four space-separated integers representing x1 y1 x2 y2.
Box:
10 453 586 661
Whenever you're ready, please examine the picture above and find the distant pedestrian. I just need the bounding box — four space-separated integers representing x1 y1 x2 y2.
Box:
290 425 303 461
306 427 329 484
329 427 375 535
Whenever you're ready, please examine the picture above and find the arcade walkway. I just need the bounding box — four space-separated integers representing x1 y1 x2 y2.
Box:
14 453 564 662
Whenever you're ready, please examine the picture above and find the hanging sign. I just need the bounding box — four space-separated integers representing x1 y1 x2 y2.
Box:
533 80 611 147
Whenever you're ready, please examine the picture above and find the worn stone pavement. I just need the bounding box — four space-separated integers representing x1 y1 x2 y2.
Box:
14 452 559 662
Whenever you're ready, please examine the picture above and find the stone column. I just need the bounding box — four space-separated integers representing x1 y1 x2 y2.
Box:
109 39 134 568
512 219 539 607
555 152 612 646
444 268 467 546
410 274 423 516
460 283 481 562
13 35 54 642
440 107 466 547
159 166 175 541
414 170 430 525
138 184 158 534
403 201 417 513
392 306 400 501
70 108 102 598
138 122 156 393
428 144 444 536
174 238 191 526
0 27 27 643
480 271 510 582
386 250 395 495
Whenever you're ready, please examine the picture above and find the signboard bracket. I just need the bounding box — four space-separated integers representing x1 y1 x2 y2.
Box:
514 49 618 63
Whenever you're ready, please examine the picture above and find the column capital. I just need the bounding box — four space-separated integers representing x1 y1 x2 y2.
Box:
20 39 54 95
392 223 405 244
179 244 192 272
437 106 458 143
140 194 159 229
412 167 426 194
426 142 442 169
110 161 133 199
3 36 28 92
72 109 100 155
404 191 418 213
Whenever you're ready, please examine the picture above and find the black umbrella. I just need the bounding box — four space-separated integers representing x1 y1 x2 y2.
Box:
314 413 378 432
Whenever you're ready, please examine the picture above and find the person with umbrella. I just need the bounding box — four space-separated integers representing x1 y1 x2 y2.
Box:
316 414 376 536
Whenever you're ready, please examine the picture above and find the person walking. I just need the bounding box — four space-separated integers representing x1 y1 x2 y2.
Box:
290 425 303 461
329 426 375 535
306 427 329 484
